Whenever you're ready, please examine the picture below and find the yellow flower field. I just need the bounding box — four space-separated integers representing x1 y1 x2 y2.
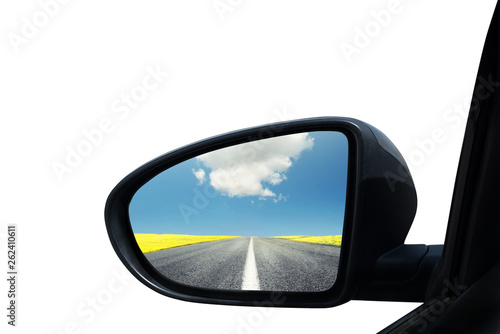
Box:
272 235 342 246
134 234 240 253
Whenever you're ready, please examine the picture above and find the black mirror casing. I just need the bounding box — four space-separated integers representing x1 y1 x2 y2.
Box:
105 117 417 308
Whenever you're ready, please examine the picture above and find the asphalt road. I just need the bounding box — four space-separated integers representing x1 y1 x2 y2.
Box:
144 237 340 292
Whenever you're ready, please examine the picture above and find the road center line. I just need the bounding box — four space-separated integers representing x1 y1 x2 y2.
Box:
241 237 260 290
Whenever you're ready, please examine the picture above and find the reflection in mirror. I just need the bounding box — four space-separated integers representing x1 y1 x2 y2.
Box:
129 131 348 292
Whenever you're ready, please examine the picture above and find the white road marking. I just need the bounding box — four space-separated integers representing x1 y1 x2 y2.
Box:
241 237 260 290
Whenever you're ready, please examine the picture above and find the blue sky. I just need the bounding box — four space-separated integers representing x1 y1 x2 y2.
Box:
129 131 349 237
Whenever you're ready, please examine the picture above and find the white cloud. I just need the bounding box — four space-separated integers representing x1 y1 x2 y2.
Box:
273 193 288 203
192 168 206 185
196 133 314 199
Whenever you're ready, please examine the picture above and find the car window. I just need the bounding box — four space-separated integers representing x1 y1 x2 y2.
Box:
7 1 498 334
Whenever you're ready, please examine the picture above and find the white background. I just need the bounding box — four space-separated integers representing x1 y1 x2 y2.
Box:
1 0 497 333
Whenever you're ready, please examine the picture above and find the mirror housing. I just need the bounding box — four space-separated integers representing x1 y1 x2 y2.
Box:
105 117 417 308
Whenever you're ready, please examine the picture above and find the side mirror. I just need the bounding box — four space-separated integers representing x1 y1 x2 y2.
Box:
105 117 421 308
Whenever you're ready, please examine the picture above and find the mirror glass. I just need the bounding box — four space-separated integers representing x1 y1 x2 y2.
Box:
129 131 349 292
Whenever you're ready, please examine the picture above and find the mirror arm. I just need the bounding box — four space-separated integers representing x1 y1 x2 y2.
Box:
353 245 443 302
